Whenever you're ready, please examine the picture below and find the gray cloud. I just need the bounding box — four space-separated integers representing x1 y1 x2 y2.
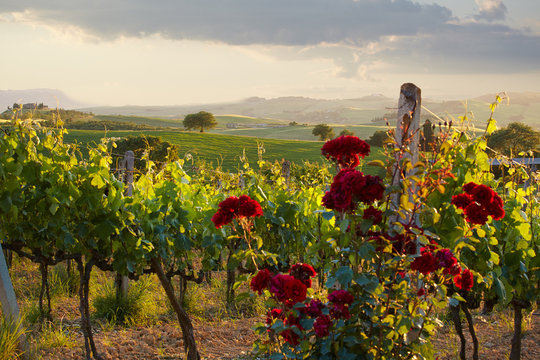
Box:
474 0 507 22
1 0 538 76
0 0 453 46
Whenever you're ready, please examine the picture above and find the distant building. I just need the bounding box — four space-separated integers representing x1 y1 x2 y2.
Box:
21 103 49 110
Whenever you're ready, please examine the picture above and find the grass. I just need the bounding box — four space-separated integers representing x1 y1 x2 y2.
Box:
63 129 385 172
36 322 77 350
0 318 26 360
93 115 183 128
92 274 160 326
211 124 388 141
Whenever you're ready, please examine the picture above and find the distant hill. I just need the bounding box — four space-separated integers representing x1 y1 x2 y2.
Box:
80 92 540 129
0 89 88 110
4 88 539 130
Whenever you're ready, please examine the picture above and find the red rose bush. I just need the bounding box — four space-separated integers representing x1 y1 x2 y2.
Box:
451 182 504 225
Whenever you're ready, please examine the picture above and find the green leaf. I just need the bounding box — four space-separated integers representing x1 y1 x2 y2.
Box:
335 266 353 287
366 160 385 167
91 174 106 188
493 277 507 302
486 118 497 135
490 251 500 265
49 202 59 215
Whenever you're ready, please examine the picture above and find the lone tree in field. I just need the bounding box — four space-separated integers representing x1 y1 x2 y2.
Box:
339 128 355 137
183 111 217 132
487 122 540 157
312 124 334 141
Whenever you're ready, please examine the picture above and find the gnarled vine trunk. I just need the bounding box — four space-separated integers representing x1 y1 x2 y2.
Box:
76 257 103 360
151 257 200 360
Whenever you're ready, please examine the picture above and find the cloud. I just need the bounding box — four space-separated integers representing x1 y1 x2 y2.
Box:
0 0 453 46
474 0 507 22
1 0 538 78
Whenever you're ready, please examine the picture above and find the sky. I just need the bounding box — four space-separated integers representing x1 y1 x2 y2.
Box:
1 0 539 106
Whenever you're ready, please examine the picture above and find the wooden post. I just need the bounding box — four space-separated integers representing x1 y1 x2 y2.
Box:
0 243 29 358
282 160 291 188
116 151 134 299
391 83 422 225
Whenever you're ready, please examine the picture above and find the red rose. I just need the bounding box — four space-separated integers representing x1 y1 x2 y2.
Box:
451 193 472 209
211 195 263 228
464 202 489 225
289 263 317 287
453 183 505 225
463 182 478 193
284 277 308 305
328 289 354 305
304 299 324 317
238 194 264 218
321 136 370 169
314 315 333 337
269 274 290 302
454 269 474 291
265 308 283 325
470 184 494 206
411 248 439 275
362 206 383 224
250 269 272 295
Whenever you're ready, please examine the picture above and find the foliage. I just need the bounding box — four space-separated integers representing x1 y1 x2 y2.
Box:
0 96 538 359
366 129 392 147
183 111 217 132
487 122 540 157
339 128 354 137
111 134 180 173
312 124 334 141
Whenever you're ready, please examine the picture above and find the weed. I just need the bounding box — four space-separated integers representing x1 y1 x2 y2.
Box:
0 317 26 360
37 321 77 350
93 275 160 326
22 303 42 325
48 263 79 298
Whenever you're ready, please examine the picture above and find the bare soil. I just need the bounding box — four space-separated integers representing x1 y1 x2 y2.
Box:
7 258 540 360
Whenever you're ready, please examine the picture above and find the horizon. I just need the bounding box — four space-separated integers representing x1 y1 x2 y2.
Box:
1 1 539 106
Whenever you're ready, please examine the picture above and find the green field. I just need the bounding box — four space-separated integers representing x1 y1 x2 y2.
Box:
63 129 386 172
94 115 184 128
211 124 388 141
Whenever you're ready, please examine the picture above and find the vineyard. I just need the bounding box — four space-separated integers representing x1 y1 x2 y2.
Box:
0 86 539 360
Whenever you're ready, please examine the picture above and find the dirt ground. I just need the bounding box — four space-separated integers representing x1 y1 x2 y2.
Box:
28 307 539 360
7 258 539 360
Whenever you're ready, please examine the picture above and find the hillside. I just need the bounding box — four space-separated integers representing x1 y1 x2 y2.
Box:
62 129 385 172
0 88 88 110
80 92 540 130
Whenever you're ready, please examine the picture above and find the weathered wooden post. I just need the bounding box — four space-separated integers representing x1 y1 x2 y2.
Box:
282 160 291 188
390 83 422 225
115 151 134 299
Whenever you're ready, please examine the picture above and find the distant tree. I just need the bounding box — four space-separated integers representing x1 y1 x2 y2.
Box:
339 129 355 137
312 124 334 141
420 119 435 151
487 122 540 157
367 130 393 147
183 111 217 132
289 121 299 126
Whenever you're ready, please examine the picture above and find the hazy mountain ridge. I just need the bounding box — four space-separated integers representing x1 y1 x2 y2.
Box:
3 88 539 128
0 89 89 110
